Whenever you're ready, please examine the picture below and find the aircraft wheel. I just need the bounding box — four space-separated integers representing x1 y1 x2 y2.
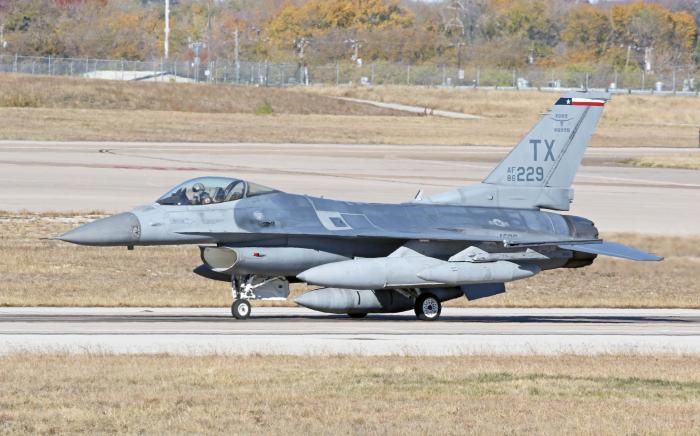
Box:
347 313 367 319
414 294 441 321
231 300 251 320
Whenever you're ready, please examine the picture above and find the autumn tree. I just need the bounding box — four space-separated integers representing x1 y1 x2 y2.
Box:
266 0 414 62
611 2 697 71
562 5 611 62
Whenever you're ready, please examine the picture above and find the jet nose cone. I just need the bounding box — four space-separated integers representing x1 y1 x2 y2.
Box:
55 212 141 246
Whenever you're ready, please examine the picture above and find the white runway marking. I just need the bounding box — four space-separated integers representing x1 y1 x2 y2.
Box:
1 307 698 356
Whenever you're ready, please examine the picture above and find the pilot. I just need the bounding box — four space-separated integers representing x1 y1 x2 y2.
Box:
199 191 213 205
191 182 206 205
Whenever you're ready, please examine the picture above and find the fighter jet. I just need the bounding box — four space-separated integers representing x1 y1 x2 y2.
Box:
55 91 662 320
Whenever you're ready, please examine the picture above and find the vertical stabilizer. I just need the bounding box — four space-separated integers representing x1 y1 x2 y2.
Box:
425 91 610 211
483 91 609 188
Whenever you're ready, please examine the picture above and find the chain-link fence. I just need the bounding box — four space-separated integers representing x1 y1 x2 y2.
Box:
0 54 698 96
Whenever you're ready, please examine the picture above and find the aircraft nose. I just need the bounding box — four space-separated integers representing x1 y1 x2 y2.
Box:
55 212 141 246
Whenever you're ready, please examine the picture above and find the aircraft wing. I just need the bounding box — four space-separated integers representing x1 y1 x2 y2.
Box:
178 229 662 262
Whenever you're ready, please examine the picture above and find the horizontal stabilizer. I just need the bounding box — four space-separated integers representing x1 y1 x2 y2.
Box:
558 241 663 262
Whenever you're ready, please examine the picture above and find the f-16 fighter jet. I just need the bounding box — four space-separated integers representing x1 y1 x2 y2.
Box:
56 91 662 320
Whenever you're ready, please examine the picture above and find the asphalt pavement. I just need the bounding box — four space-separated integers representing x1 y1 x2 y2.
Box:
2 141 698 235
1 307 698 355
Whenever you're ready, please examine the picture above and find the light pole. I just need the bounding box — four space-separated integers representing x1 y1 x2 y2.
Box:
295 37 311 85
234 27 240 83
164 0 170 60
190 41 206 82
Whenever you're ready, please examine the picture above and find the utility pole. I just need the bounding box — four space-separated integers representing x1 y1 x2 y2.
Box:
0 24 6 51
234 27 240 83
449 41 465 70
345 39 363 65
295 37 311 85
164 0 170 60
190 41 205 82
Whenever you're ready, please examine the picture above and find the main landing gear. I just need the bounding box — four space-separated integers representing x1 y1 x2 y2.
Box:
414 293 441 321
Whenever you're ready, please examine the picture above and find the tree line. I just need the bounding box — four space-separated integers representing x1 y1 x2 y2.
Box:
0 0 698 74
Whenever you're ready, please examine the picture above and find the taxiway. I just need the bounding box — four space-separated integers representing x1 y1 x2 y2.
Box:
1 307 698 355
1 141 698 235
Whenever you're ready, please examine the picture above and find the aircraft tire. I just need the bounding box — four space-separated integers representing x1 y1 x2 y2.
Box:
347 313 368 319
414 294 441 321
231 300 251 320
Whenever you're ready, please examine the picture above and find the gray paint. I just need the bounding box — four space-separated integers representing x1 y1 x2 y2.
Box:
202 246 351 276
423 91 609 211
294 287 464 314
417 261 540 286
55 212 141 246
54 91 662 318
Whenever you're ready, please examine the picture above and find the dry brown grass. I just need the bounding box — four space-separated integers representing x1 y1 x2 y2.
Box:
0 107 471 145
625 153 700 170
0 354 698 434
309 86 700 147
0 73 399 116
0 75 696 146
0 211 698 308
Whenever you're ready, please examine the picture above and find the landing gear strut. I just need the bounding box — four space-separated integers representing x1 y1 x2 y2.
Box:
230 274 290 320
231 275 256 320
414 293 441 321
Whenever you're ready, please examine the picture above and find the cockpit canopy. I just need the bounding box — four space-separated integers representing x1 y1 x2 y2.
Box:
156 177 277 206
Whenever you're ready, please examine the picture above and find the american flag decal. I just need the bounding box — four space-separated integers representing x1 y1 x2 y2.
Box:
555 97 606 107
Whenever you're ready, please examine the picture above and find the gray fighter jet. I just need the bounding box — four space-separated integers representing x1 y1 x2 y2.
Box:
56 91 662 320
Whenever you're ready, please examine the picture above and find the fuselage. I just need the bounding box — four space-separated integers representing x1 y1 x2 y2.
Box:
130 191 597 249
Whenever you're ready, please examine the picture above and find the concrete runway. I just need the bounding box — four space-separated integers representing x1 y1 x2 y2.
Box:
2 141 699 235
1 307 698 355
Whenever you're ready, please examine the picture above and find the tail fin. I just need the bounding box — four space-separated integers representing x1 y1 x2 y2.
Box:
425 91 610 211
484 91 609 189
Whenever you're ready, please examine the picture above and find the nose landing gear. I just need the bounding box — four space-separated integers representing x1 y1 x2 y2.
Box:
231 299 251 319
230 275 290 320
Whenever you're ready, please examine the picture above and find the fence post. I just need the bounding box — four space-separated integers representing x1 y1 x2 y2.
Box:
476 66 480 88
335 61 339 86
13 53 17 73
406 65 410 85
672 68 676 95
48 56 52 75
